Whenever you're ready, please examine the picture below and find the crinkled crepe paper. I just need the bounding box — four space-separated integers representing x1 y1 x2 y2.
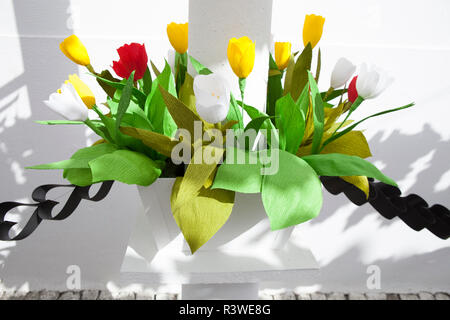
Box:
341 175 370 199
171 177 235 254
226 93 244 130
266 53 283 118
284 43 312 101
275 94 305 154
145 62 177 137
308 71 325 154
302 153 397 187
262 149 323 230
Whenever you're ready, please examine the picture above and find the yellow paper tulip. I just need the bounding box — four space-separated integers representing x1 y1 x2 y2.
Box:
275 42 291 71
167 22 189 54
303 14 325 49
65 74 96 109
227 36 255 79
60 35 90 66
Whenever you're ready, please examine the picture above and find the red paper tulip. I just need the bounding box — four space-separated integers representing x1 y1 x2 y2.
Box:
348 76 358 103
112 43 148 80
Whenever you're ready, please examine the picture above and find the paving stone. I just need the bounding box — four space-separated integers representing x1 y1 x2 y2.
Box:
386 293 400 300
136 290 156 300
113 292 136 300
348 293 366 300
310 292 327 300
39 290 59 300
155 293 178 300
327 292 347 300
365 293 387 300
273 291 296 300
58 291 81 300
98 291 113 300
435 292 450 300
418 292 435 300
81 290 99 300
24 291 41 300
295 293 312 300
399 293 419 300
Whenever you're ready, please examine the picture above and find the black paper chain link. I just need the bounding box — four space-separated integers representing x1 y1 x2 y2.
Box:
320 176 450 240
0 181 114 241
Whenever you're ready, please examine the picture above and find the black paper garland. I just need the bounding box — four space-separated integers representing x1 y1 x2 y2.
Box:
320 176 450 240
0 181 113 241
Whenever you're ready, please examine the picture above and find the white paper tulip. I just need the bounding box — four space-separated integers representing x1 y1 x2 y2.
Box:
44 82 88 121
193 74 230 124
330 57 356 89
356 63 394 99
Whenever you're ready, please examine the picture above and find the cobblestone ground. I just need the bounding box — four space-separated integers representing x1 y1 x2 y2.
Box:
0 291 448 300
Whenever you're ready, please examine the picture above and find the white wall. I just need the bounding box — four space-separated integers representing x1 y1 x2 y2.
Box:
0 0 449 293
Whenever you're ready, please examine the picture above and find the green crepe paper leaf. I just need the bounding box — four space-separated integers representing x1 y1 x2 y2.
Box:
308 71 325 154
179 73 197 113
27 159 90 170
266 53 283 119
36 120 84 125
94 73 146 107
177 145 224 205
321 89 347 102
240 101 279 147
142 67 152 95
64 168 93 186
171 177 235 253
159 84 202 137
288 43 312 101
175 52 188 94
89 149 162 186
120 126 181 158
226 93 244 130
262 149 322 230
302 153 397 187
244 116 272 133
189 55 213 75
115 71 135 132
96 69 120 98
322 102 415 149
150 60 160 77
315 48 321 82
275 94 305 154
211 149 263 193
145 61 178 137
297 83 310 119
283 54 295 96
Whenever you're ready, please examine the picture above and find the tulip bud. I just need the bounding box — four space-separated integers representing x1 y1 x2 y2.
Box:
227 36 255 79
44 83 89 121
303 14 325 49
274 42 291 71
356 63 394 99
112 43 148 81
167 22 189 54
193 74 230 124
348 76 358 103
60 35 90 66
65 74 96 109
330 58 356 89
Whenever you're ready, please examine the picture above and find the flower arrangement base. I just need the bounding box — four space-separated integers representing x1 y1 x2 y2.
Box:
120 178 319 300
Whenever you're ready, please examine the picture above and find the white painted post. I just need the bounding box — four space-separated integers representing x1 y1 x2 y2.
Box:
188 0 273 116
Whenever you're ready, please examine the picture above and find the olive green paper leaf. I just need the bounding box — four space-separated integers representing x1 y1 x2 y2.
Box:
179 73 197 113
288 43 312 101
89 149 162 186
177 145 224 205
302 153 397 186
94 73 146 107
189 55 213 75
266 53 283 119
120 126 181 158
142 67 152 95
96 69 120 98
159 84 202 137
275 94 305 154
283 54 295 96
262 149 323 230
171 177 235 253
308 71 325 154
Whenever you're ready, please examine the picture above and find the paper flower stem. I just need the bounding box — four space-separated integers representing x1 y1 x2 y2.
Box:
239 78 246 120
86 64 96 75
84 117 104 139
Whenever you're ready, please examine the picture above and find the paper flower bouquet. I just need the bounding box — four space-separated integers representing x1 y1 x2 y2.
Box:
28 15 414 253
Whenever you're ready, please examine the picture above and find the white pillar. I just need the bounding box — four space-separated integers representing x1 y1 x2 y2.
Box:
188 0 273 116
